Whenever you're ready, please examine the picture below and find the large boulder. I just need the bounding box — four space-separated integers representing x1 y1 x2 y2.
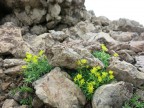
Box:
109 18 144 33
92 81 133 108
108 58 144 87
0 22 32 57
32 67 86 108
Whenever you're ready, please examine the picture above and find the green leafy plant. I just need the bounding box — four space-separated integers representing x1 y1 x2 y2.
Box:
20 96 33 106
11 50 52 107
93 51 110 68
22 50 52 83
73 59 115 100
123 94 144 108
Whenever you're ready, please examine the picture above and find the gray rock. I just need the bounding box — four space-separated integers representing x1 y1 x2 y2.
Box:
109 18 144 33
4 65 22 75
135 89 144 101
33 67 86 108
0 22 33 57
2 99 19 108
135 56 144 72
110 31 138 42
30 25 47 35
92 81 133 108
50 44 104 69
129 41 144 53
92 16 110 26
3 59 26 68
108 58 144 87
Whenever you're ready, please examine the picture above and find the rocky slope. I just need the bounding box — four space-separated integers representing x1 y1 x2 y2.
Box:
0 0 144 108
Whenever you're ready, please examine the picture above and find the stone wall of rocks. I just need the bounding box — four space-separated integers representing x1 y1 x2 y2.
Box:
0 0 89 33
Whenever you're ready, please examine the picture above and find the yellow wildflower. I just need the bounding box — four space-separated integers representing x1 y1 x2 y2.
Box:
113 53 119 57
102 72 108 78
90 67 98 74
38 50 44 56
98 76 102 82
109 70 114 75
96 66 101 70
32 55 38 63
22 65 27 69
76 74 82 80
80 79 85 85
109 75 114 79
95 72 100 77
74 77 77 82
87 83 94 93
81 59 87 64
101 44 108 52
77 60 81 66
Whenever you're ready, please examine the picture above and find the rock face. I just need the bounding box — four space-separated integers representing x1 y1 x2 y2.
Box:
135 56 144 72
0 0 86 32
92 81 133 108
108 58 144 87
33 67 86 108
0 22 32 57
2 99 18 108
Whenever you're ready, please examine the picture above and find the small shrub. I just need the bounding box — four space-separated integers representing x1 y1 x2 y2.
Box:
22 50 52 83
73 59 114 100
123 94 144 108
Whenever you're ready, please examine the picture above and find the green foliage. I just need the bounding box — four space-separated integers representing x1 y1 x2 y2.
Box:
11 50 53 107
73 59 114 100
93 51 110 68
22 50 52 83
20 96 32 106
123 95 144 108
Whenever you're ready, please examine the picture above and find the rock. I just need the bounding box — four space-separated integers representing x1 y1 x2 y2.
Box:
49 30 68 41
4 65 22 75
135 56 144 72
129 41 144 53
117 50 134 63
110 31 138 42
2 99 19 108
92 16 110 26
33 67 86 108
32 96 44 108
0 22 33 57
135 89 144 101
92 81 133 108
0 58 3 67
0 69 5 78
30 25 47 35
48 3 61 18
109 18 144 33
108 58 144 87
3 59 26 68
1 82 11 91
50 44 104 69
1 0 86 29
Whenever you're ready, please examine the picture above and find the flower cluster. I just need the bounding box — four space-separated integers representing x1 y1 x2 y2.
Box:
21 50 52 83
73 59 115 100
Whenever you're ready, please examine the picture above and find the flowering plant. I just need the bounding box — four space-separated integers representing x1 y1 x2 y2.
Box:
22 50 52 83
73 59 114 100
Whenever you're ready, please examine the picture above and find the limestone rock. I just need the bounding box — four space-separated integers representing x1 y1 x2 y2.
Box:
2 99 19 108
33 67 86 108
4 65 22 75
0 22 32 57
110 31 138 42
109 18 144 33
3 59 26 68
108 58 144 87
135 56 144 72
50 44 104 69
92 81 133 108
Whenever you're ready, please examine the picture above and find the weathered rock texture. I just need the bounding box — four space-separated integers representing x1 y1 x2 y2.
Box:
33 67 86 108
0 0 87 33
92 81 133 108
